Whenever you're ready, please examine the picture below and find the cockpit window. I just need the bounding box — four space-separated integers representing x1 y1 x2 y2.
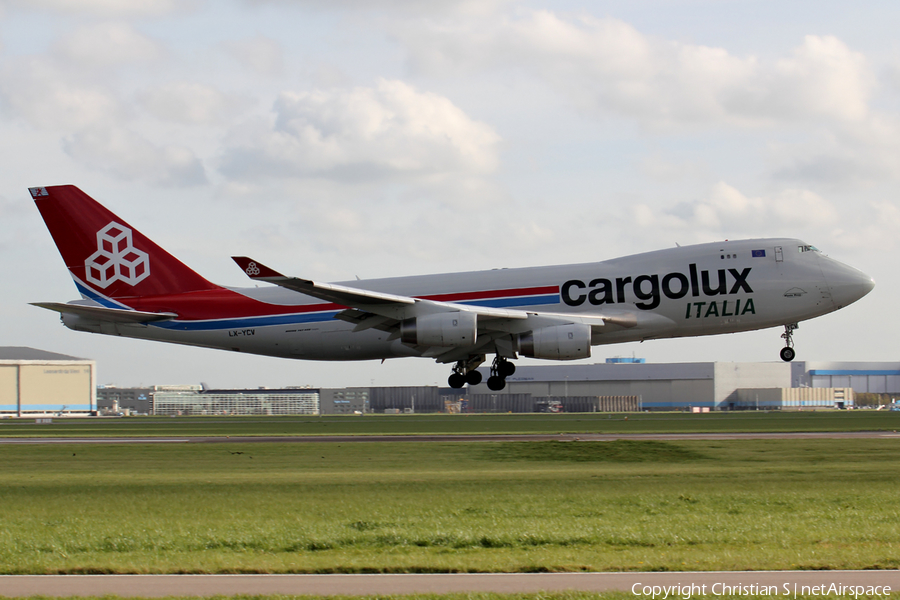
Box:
798 245 819 253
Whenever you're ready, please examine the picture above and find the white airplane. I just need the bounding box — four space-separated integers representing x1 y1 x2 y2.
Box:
31 185 874 391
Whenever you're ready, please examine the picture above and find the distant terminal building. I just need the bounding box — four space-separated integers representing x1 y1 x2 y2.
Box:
368 386 443 413
0 347 96 416
470 360 900 411
471 361 788 410
153 387 319 416
319 387 369 414
97 386 153 415
85 360 900 416
794 362 900 394
94 386 369 415
97 385 202 415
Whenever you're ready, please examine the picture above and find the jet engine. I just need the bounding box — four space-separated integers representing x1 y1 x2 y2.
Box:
518 323 591 360
400 311 477 346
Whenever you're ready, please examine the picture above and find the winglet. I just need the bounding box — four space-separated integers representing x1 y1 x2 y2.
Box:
232 257 285 279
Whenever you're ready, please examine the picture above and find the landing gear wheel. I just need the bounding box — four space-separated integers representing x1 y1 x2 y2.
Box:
448 356 486 389
448 373 466 388
498 360 516 378
780 347 796 362
486 356 513 391
487 376 506 391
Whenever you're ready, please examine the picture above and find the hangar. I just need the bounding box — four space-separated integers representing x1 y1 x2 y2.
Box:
0 347 96 416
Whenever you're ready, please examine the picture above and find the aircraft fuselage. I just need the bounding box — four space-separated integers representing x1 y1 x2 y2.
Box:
64 237 871 362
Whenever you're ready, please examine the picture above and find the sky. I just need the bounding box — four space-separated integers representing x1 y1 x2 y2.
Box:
1 0 898 389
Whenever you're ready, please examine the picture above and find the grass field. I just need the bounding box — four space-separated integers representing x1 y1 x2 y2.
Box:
0 436 898 574
2 410 900 438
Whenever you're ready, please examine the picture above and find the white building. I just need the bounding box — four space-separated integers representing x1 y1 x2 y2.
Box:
0 347 96 416
153 388 319 416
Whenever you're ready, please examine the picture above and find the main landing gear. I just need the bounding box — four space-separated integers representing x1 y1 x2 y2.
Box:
448 356 485 389
780 323 798 362
447 356 516 390
486 356 515 391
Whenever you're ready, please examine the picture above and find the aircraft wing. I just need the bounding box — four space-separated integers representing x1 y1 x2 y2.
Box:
231 256 531 322
31 302 178 323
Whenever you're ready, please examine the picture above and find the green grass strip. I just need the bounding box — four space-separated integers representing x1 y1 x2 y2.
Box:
0 439 897 574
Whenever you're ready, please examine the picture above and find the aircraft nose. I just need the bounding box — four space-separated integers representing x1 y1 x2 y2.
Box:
821 257 875 309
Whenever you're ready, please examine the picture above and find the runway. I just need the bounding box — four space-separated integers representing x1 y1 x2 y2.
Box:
0 431 898 444
0 571 896 597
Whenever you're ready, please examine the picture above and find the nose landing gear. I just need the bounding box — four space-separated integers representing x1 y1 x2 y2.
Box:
780 323 798 362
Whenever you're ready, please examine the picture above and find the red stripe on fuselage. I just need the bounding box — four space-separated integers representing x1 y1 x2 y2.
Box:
420 285 559 303
125 288 344 320
119 285 561 321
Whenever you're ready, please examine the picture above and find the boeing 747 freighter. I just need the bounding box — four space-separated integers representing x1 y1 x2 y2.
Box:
31 185 874 390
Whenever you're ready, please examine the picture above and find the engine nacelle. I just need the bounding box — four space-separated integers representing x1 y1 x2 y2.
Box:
518 324 591 360
400 311 477 347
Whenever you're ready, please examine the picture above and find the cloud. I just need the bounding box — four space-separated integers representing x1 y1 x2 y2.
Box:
138 82 254 125
241 0 509 16
63 127 207 187
0 22 164 130
772 153 887 186
0 57 122 129
54 22 164 68
0 0 199 17
829 200 900 252
397 11 874 128
633 182 838 241
768 111 900 186
219 79 500 182
220 35 284 76
0 21 214 188
724 35 871 123
640 154 709 182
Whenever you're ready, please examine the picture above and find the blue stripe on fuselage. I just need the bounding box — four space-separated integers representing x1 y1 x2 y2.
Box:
151 310 340 330
458 294 560 309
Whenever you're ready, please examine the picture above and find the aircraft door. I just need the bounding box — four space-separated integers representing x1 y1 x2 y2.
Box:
774 246 784 262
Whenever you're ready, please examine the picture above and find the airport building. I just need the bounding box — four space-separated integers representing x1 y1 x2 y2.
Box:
0 347 96 416
794 362 900 394
96 385 154 415
319 387 369 414
468 360 900 410
152 387 319 416
88 360 900 415
19 341 896 416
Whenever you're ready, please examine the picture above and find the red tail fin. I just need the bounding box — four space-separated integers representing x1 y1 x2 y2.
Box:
32 185 220 299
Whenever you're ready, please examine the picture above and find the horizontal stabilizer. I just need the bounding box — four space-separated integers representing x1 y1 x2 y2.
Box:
31 302 178 323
